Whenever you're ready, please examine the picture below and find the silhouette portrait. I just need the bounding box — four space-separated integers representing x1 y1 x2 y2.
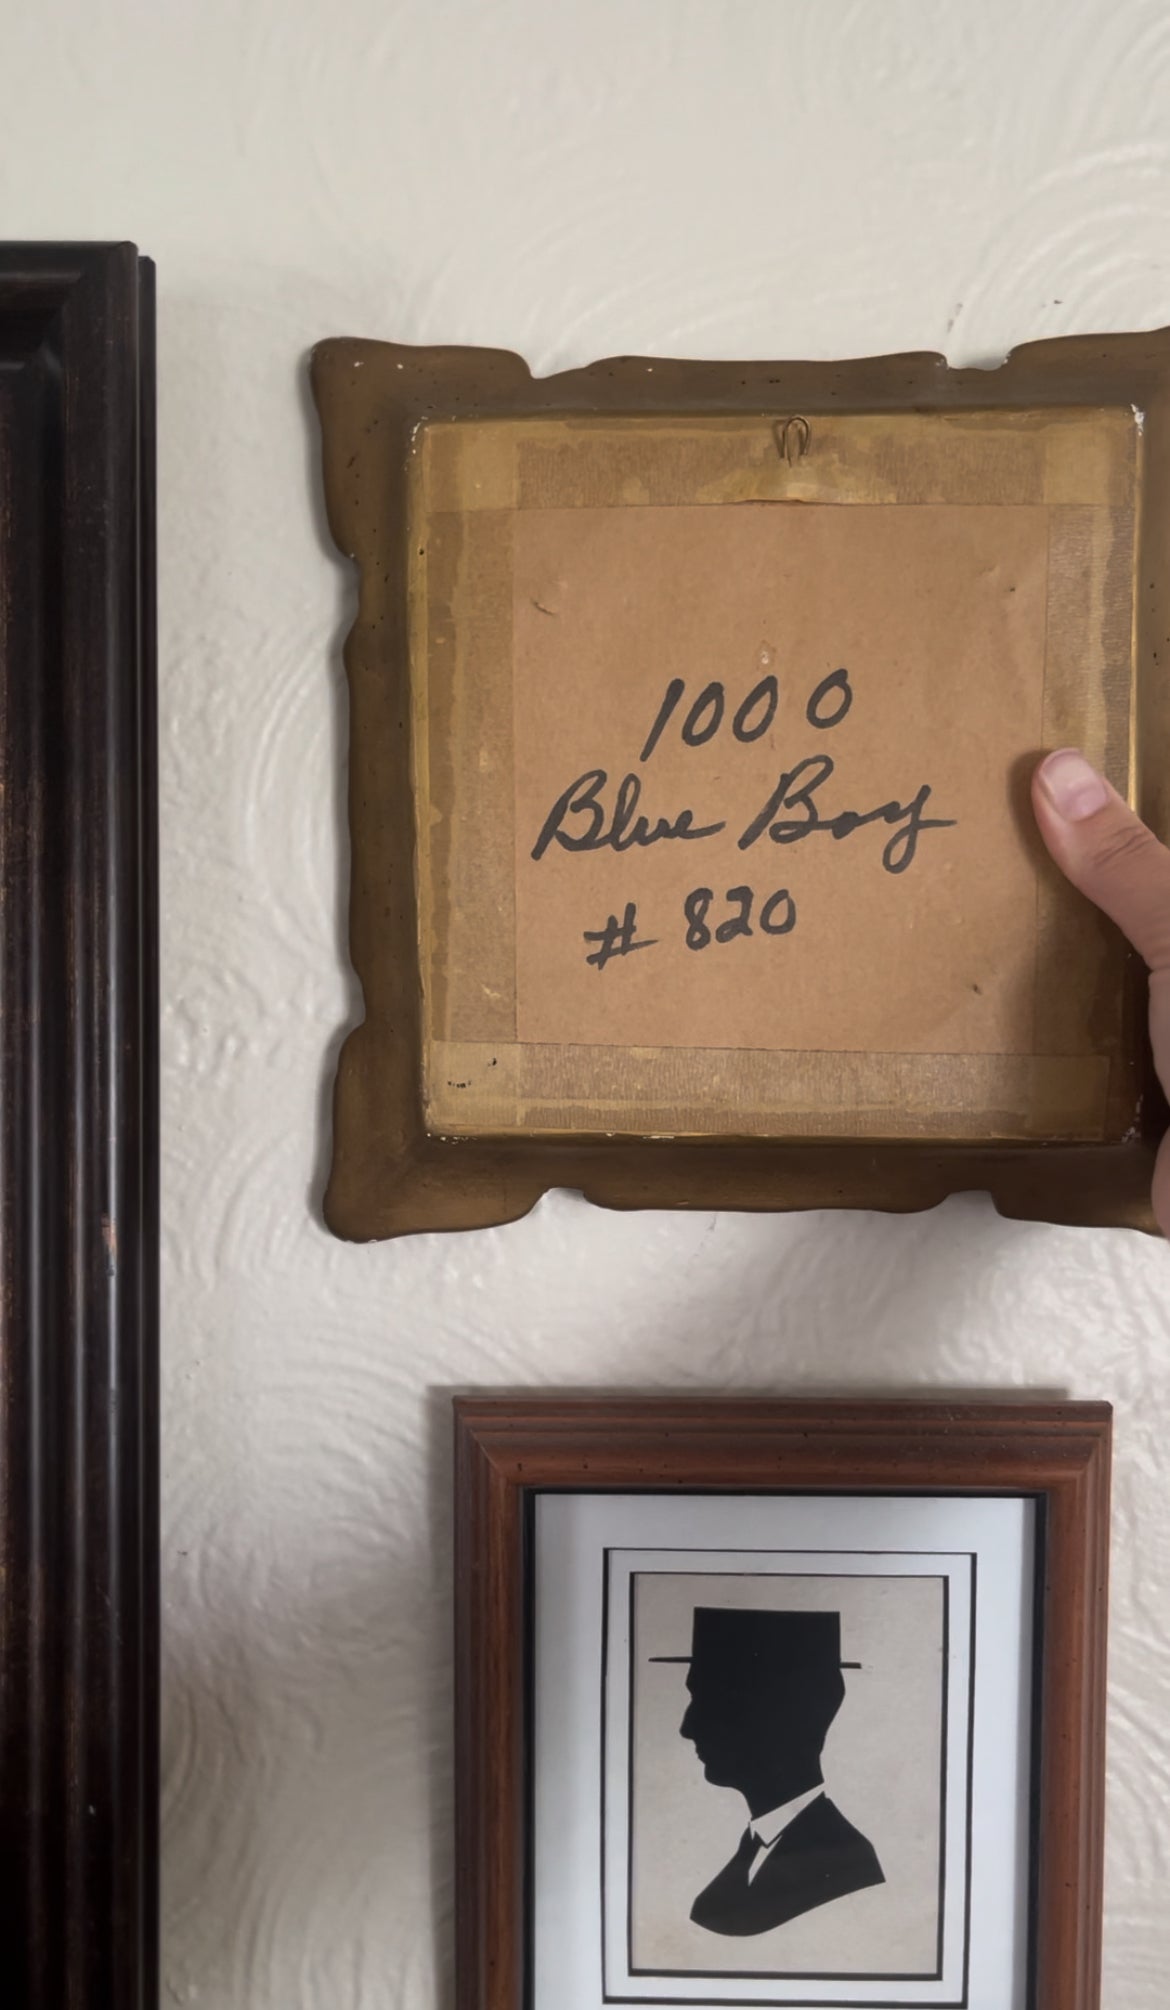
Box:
652 1606 885 1938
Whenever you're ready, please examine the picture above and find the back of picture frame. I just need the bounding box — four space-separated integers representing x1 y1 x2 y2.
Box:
314 330 1170 1239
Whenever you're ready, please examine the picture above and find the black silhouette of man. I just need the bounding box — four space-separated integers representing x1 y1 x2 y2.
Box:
653 1607 884 1937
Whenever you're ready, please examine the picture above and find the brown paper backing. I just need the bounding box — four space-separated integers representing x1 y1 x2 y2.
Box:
311 334 1170 1238
416 414 1134 1141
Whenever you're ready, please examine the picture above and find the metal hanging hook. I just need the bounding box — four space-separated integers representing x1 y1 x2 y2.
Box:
773 415 812 465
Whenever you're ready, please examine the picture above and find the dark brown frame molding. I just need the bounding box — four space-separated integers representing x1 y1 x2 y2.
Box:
454 1397 1112 2010
0 244 158 2008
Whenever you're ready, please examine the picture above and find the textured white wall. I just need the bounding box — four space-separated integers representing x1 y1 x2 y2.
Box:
7 2 1170 2004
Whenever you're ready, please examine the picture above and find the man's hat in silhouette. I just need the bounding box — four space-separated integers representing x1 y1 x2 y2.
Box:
650 1606 861 1673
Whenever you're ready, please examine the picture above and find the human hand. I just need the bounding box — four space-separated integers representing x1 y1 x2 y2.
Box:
1032 750 1170 1235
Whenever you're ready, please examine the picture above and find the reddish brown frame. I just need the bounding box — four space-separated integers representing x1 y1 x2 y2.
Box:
454 1398 1111 2010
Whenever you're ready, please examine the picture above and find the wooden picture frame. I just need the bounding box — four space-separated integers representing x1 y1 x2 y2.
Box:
313 331 1170 1240
0 244 158 2009
454 1397 1111 2010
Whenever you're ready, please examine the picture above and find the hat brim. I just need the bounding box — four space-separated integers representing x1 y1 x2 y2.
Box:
650 1655 862 1668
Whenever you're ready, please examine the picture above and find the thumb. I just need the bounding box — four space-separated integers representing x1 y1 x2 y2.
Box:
1031 750 1170 974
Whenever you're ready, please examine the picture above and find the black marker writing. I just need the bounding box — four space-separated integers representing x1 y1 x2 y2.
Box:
638 671 782 762
532 769 725 860
583 901 657 970
639 677 686 761
684 885 797 950
806 667 852 730
737 756 954 874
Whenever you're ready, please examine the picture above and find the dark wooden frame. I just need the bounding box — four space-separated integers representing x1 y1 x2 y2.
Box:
313 331 1170 1241
454 1397 1111 2010
0 244 158 2008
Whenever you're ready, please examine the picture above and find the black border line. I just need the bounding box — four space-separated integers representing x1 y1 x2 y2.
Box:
607 1551 615 2010
935 1575 950 1980
628 1568 638 1979
960 1556 978 2010
1023 1497 1047 2010
523 1490 538 2010
602 1553 972 2009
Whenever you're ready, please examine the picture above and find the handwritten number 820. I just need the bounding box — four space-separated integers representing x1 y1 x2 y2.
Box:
684 884 797 950
639 668 852 763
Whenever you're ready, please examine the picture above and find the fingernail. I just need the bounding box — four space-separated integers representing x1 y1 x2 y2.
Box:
1037 750 1110 822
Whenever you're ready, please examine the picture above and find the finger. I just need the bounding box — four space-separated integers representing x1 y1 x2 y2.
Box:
1032 750 1170 974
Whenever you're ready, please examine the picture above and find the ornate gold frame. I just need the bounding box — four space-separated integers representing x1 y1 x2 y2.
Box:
312 332 1170 1238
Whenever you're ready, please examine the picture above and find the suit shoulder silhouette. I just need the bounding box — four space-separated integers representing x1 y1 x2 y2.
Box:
690 1792 885 1938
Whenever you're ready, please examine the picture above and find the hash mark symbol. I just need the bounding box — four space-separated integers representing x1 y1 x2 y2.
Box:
583 901 658 971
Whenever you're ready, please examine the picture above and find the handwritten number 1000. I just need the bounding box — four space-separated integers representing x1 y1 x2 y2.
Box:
638 668 853 763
